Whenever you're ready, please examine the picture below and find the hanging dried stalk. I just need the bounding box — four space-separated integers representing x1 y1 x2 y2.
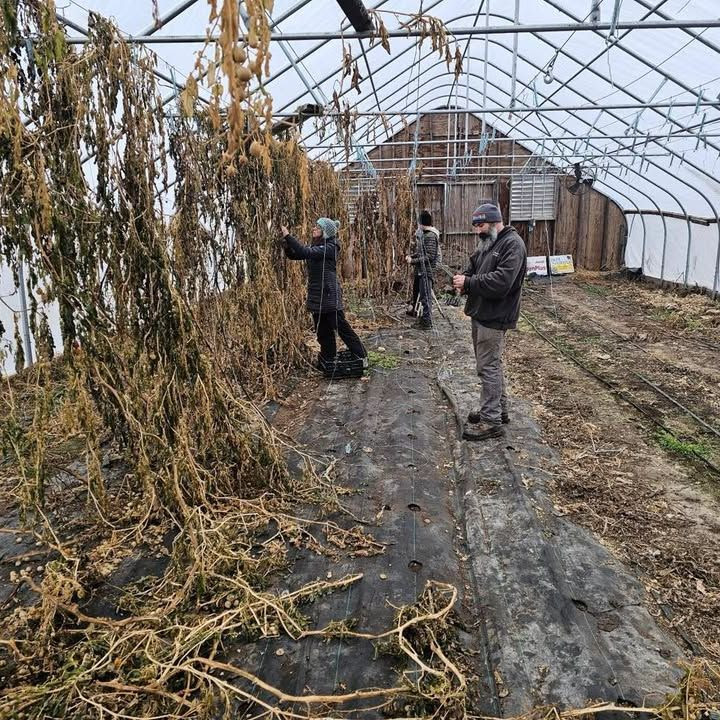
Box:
367 9 463 79
0 3 480 718
346 174 414 299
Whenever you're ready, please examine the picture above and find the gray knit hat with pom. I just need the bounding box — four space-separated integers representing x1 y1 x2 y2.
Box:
316 217 340 239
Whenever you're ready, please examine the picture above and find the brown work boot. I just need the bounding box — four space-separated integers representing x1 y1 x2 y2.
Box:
467 410 509 424
462 421 504 441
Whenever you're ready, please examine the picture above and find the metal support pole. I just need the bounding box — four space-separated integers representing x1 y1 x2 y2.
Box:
278 100 720 117
339 165 634 173
482 0 489 137
16 262 33 368
621 209 648 274
62 19 720 44
510 0 520 110
684 220 694 286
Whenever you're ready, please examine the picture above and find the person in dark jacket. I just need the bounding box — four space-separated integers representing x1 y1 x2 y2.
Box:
280 218 366 367
452 203 527 441
406 209 440 329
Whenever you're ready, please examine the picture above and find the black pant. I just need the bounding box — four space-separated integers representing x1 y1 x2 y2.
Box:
312 310 366 361
411 275 420 308
415 273 433 326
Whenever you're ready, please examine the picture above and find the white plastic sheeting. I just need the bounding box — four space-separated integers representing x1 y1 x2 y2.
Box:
0 264 63 376
3 0 720 374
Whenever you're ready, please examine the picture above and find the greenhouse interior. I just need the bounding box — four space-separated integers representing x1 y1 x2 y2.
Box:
1 0 719 718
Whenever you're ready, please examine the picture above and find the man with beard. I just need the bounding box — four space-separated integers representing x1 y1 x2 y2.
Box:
452 203 527 441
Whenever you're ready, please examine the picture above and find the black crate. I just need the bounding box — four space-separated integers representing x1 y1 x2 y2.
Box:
320 351 368 379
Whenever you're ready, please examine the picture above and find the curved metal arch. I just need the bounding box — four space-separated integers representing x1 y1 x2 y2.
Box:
385 73 707 285
293 7 717 158
282 6 718 290
322 53 693 234
353 85 654 273
530 0 720 291
372 81 670 273
314 32 712 286
538 0 720 144
504 0 679 138
446 5 720 290
301 9 719 192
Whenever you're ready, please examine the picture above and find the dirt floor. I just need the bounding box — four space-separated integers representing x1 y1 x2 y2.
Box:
506 272 720 661
1 273 719 716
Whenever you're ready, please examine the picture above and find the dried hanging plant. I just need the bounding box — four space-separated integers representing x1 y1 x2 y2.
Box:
180 0 274 169
367 9 463 79
348 174 414 299
0 3 482 718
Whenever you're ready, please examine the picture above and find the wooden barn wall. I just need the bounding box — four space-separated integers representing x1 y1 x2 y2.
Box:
350 114 627 270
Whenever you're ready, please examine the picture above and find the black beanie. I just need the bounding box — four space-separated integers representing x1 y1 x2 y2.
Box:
419 210 432 226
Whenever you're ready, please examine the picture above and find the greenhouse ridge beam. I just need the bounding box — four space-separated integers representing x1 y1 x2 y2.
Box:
275 101 719 117
62 19 720 43
245 0 394 102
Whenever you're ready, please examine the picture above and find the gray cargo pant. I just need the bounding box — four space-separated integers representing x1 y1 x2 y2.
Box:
471 319 508 425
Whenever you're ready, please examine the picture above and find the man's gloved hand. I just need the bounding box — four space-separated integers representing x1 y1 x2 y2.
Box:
405 255 413 265
280 225 289 237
